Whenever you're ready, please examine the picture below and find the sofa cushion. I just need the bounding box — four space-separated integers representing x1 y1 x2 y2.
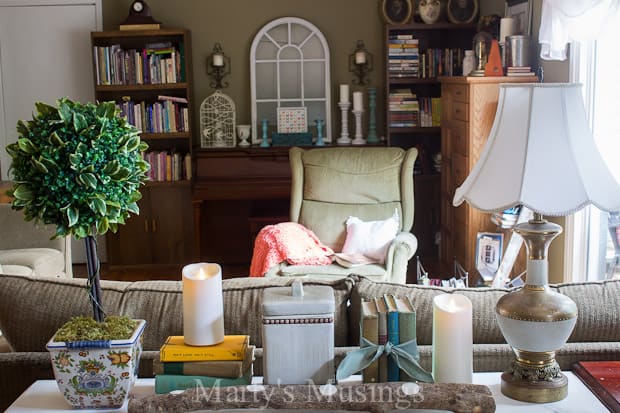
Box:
350 277 620 346
0 274 354 352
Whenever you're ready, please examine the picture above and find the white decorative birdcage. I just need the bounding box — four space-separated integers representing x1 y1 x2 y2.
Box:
199 90 236 148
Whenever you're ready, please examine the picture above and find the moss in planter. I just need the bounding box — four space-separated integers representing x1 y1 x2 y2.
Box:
54 315 139 342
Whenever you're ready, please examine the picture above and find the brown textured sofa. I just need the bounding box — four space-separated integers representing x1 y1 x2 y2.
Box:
1 273 619 410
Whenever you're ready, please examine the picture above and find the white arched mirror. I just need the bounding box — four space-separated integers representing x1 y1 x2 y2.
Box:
250 17 332 144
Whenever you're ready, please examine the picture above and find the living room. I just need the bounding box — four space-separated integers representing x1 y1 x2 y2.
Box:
1 0 620 411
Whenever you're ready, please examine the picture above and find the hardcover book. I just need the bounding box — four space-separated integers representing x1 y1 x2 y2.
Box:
392 295 417 381
159 335 249 362
154 345 255 378
374 296 389 382
360 299 379 383
155 368 253 393
383 294 400 382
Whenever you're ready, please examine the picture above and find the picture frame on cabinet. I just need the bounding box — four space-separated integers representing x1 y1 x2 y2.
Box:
446 0 479 24
505 0 532 36
381 0 413 25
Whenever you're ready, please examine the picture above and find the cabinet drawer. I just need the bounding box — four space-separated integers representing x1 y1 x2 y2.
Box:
451 84 469 103
451 120 469 157
452 152 469 190
453 102 468 122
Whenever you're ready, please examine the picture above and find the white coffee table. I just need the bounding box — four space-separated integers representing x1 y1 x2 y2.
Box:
6 372 610 412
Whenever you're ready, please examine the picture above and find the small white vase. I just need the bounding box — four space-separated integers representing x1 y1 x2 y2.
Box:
419 0 441 24
46 319 146 409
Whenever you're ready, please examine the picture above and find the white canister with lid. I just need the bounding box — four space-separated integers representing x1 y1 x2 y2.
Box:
262 281 335 384
462 50 475 76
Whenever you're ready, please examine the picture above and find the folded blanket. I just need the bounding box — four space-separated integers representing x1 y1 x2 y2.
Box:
250 222 334 277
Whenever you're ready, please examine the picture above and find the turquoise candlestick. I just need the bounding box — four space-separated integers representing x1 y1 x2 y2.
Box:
315 119 325 146
260 119 270 147
367 87 379 143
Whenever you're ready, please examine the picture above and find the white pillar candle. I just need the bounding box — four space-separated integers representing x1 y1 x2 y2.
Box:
355 51 366 65
182 263 225 346
432 293 473 383
499 17 516 43
353 91 363 111
339 84 350 103
212 54 224 67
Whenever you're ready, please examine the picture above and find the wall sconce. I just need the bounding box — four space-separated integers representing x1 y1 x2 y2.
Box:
206 43 231 89
349 40 373 85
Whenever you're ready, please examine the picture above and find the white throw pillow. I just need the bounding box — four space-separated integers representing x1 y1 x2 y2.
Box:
341 210 399 263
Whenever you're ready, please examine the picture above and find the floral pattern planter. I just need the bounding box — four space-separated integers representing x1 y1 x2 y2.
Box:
46 319 146 409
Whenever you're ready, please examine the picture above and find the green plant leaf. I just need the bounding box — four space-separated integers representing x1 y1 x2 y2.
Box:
69 153 82 167
12 184 34 201
73 112 88 132
126 202 139 215
111 167 130 181
89 197 106 216
32 158 48 173
39 156 58 171
35 101 57 117
125 136 140 152
50 131 65 146
96 217 109 234
17 138 37 154
81 173 97 189
103 160 121 175
66 207 79 227
58 101 72 124
16 120 30 136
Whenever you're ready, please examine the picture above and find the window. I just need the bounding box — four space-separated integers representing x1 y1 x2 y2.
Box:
568 12 620 281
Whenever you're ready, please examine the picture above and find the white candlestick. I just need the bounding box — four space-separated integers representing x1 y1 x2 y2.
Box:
355 51 366 65
212 54 224 67
353 91 363 111
432 293 473 383
499 17 516 43
339 84 350 103
182 262 225 346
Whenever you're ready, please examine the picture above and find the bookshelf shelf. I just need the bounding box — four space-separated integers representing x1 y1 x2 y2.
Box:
92 28 195 268
385 23 476 273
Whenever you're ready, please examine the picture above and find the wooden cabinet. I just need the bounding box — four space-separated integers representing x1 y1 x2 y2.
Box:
439 76 537 284
384 23 476 275
90 29 195 268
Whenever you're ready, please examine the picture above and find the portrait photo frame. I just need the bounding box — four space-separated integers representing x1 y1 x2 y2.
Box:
381 0 413 25
446 0 479 24
505 0 532 36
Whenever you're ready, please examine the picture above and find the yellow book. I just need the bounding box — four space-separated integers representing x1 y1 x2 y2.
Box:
160 335 249 362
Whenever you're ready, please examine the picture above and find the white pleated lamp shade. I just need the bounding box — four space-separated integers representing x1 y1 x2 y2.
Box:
453 83 620 216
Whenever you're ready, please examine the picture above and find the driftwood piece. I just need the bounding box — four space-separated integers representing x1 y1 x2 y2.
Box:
128 382 496 413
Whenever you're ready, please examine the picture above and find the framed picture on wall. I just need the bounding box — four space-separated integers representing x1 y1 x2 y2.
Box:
506 0 532 36
446 0 479 24
381 0 413 25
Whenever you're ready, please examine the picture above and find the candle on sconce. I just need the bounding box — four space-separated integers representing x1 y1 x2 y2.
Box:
353 91 363 111
355 51 366 65
432 293 473 383
339 84 350 103
212 54 224 67
182 262 225 346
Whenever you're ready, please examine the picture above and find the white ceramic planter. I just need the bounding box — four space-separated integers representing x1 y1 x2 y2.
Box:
46 319 146 409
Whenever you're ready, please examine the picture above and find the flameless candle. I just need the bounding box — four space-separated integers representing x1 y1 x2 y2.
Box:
212 54 224 67
182 263 225 346
340 84 350 103
432 293 473 383
499 17 516 43
353 91 363 111
355 51 366 65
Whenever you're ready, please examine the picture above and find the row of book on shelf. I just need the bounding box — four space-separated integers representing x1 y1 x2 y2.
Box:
93 41 186 86
360 294 417 383
156 334 254 393
118 95 190 134
389 88 441 128
144 150 191 182
387 34 466 79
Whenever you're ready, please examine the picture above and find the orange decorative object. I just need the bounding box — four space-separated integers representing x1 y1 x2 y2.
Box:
484 40 504 77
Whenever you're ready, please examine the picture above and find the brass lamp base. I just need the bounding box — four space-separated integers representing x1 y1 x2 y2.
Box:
469 69 485 77
501 364 568 403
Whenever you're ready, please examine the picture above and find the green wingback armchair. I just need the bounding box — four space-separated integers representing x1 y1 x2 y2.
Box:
265 146 418 284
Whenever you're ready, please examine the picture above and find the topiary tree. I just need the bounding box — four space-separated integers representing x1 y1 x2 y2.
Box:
5 97 149 323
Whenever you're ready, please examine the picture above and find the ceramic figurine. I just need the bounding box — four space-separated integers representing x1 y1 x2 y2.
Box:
419 0 441 24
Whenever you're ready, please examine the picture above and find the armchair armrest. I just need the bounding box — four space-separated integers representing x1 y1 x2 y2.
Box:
384 231 418 284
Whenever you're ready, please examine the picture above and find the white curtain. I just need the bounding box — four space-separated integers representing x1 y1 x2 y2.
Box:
539 0 619 60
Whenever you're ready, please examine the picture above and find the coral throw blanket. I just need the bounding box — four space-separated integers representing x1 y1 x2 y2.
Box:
250 222 334 277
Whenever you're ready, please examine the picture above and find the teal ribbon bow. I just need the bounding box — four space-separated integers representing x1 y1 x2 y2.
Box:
336 337 434 383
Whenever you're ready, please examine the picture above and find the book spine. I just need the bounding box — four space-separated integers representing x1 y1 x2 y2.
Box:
398 309 416 381
375 299 388 383
361 301 379 383
387 309 400 381
155 370 252 394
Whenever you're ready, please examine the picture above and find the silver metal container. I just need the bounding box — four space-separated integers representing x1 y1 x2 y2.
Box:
506 35 530 67
262 281 335 384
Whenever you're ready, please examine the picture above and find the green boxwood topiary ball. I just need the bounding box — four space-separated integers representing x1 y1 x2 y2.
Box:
6 97 149 239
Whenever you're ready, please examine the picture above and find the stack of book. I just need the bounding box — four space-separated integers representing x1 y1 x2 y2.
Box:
155 335 254 394
388 88 419 128
387 35 419 79
360 294 416 383
506 66 536 77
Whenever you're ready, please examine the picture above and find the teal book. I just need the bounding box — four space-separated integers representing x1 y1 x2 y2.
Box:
155 368 252 394
384 294 400 382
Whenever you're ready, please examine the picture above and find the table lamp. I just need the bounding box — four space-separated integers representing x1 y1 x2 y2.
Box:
453 83 620 402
